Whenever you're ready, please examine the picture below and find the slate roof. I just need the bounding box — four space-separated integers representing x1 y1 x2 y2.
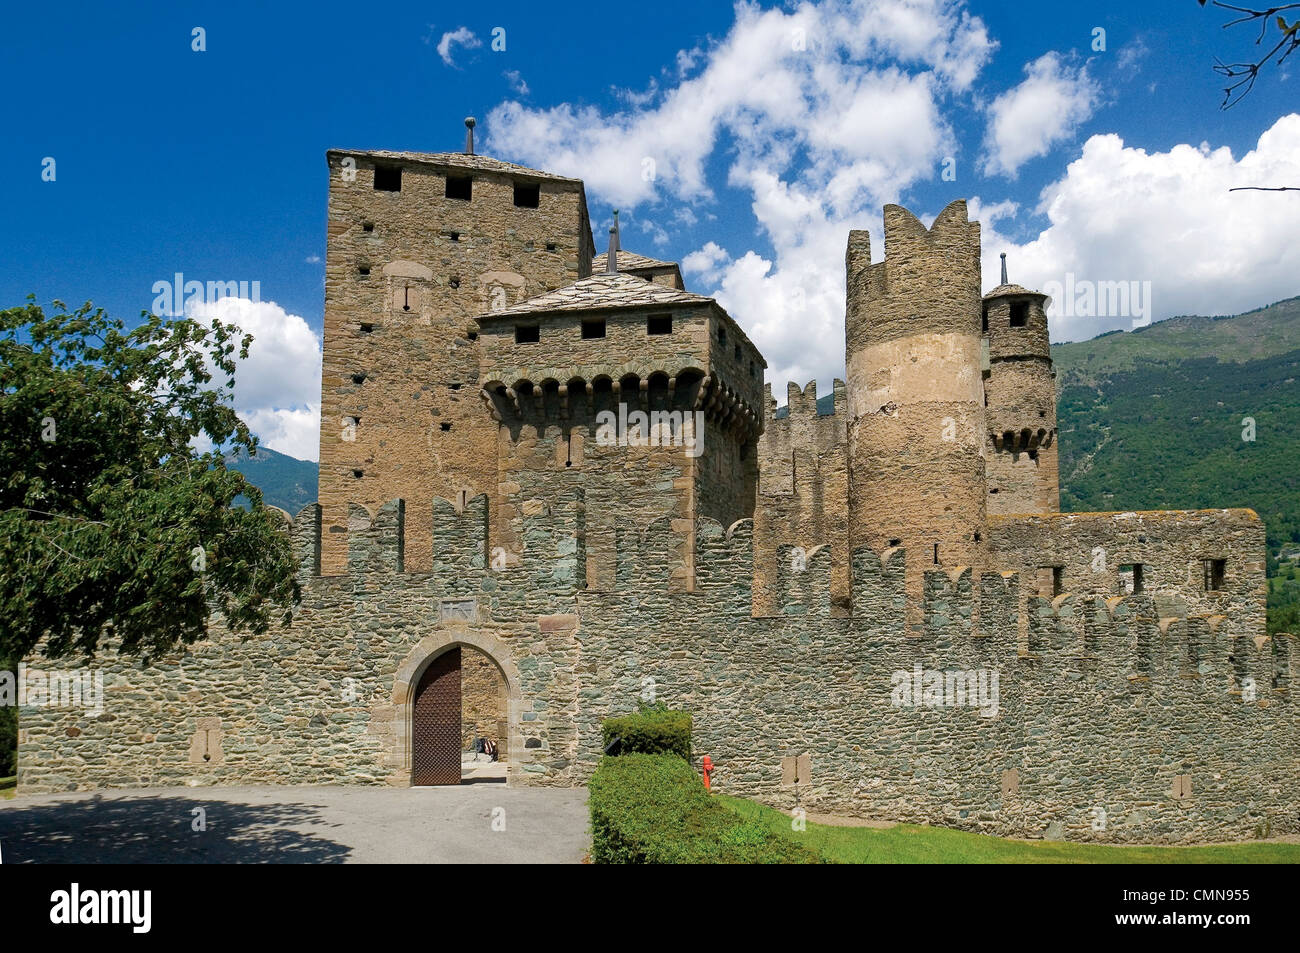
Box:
479 272 714 319
983 282 1047 299
326 148 583 184
601 250 677 271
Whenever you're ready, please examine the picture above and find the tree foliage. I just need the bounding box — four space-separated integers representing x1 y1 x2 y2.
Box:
0 298 300 663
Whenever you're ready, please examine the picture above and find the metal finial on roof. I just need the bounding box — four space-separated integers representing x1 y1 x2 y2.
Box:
999 251 1008 286
612 209 621 253
464 117 476 155
606 226 618 274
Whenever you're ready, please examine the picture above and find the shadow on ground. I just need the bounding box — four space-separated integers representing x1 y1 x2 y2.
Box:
0 794 351 863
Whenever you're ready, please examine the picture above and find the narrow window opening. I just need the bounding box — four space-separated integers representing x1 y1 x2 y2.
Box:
981 305 989 333
440 422 452 432
1009 302 1029 327
888 538 901 547
647 314 672 335
1052 567 1064 596
362 222 374 232
1204 559 1227 592
1119 563 1145 595
373 165 401 192
581 319 606 339
448 231 460 243
718 326 727 346
359 323 375 334
352 468 364 479
733 344 741 359
933 543 940 565
513 183 540 208
358 265 371 277
351 372 366 385
545 242 557 252
515 325 540 344
445 175 472 200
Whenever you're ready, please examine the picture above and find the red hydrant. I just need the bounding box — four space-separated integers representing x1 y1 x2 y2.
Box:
701 755 714 791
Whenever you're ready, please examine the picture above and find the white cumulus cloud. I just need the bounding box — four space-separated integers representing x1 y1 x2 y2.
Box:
186 297 322 461
979 113 1300 342
980 51 1100 179
436 27 481 67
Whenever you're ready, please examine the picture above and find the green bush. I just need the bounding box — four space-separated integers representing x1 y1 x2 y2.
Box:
588 753 822 864
601 706 692 759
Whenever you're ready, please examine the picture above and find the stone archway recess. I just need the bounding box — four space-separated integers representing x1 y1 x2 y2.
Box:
389 629 522 785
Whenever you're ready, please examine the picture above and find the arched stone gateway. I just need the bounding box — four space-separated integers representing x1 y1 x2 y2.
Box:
392 630 522 785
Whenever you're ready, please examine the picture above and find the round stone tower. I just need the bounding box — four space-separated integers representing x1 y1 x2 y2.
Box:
844 201 988 624
982 256 1058 515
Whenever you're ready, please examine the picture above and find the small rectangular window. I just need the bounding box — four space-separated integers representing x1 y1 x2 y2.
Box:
1052 566 1064 596
373 165 401 192
1204 559 1226 591
718 326 727 345
581 319 606 339
445 175 472 200
513 183 540 208
1009 302 1029 327
1119 563 1144 594
981 305 989 332
647 314 672 335
515 325 539 344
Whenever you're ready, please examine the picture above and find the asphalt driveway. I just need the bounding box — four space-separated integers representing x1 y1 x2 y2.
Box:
0 784 590 863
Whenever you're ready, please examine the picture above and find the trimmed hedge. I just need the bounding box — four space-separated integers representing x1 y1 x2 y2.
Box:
601 707 691 759
588 753 822 864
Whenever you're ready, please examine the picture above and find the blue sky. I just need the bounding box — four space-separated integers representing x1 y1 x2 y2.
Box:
3 0 1297 459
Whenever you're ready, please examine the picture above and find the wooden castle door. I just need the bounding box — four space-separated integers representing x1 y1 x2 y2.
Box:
412 648 461 785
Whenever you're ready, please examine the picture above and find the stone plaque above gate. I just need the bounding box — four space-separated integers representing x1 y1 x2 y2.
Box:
440 598 478 622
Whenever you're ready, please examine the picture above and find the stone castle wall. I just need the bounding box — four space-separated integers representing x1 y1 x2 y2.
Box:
17 495 1291 843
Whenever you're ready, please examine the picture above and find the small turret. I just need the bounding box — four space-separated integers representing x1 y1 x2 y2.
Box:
982 257 1058 514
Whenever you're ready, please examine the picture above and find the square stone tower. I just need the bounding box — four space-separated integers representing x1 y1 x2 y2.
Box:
318 130 596 572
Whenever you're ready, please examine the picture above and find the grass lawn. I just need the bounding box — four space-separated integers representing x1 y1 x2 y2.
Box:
0 776 14 800
719 795 1300 863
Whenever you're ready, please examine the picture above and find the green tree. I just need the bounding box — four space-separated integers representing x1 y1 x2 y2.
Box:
0 298 300 664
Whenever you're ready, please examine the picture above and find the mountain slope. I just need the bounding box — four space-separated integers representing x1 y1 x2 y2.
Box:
1052 296 1300 564
226 445 318 515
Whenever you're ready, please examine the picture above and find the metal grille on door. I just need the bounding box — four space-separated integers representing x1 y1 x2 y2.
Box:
412 648 461 785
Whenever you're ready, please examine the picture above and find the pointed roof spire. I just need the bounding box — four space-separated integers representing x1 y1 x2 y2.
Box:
464 116 476 155
605 210 621 274
999 251 1008 286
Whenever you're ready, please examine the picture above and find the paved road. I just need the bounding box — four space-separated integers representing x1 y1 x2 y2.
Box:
0 784 589 863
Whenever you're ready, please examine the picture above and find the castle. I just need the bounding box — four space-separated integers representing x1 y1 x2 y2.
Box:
18 122 1295 844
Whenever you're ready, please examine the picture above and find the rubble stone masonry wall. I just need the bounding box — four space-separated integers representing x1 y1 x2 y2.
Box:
17 497 1292 843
